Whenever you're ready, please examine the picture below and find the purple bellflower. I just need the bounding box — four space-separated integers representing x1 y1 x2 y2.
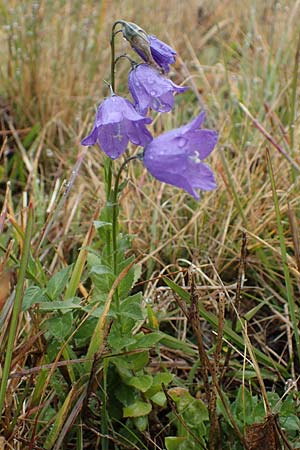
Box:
134 35 176 73
81 95 153 159
121 21 176 73
143 112 218 200
128 64 188 116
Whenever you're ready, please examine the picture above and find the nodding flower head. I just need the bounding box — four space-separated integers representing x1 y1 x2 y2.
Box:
143 112 218 199
122 21 176 73
81 95 153 159
128 64 188 116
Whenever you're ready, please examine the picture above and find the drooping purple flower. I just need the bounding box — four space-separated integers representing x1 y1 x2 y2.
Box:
122 22 176 73
81 95 153 159
133 35 176 73
128 64 188 116
143 112 218 200
149 36 176 72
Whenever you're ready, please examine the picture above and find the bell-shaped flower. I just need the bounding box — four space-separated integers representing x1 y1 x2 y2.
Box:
128 64 188 116
134 35 176 73
122 21 176 73
81 95 153 159
143 112 218 200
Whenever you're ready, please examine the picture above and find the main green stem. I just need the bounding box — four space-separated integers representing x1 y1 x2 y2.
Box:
104 22 121 264
100 22 124 450
106 20 125 201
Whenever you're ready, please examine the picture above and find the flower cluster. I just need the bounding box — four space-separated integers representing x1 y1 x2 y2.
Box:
81 21 218 199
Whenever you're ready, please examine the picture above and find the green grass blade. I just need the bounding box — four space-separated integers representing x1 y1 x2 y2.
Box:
0 202 33 417
266 149 300 360
164 277 288 376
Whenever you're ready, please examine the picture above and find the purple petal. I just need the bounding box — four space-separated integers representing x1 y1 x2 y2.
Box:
81 126 98 146
149 35 176 72
150 91 174 112
178 111 206 135
186 130 218 159
126 119 153 146
128 70 151 116
97 95 151 126
186 162 217 191
97 122 129 159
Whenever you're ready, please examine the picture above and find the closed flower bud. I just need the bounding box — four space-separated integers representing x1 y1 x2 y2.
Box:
122 21 176 72
122 21 159 70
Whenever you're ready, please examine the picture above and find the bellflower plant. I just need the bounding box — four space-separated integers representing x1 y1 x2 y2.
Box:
128 63 188 116
79 19 218 449
143 112 218 200
81 94 152 159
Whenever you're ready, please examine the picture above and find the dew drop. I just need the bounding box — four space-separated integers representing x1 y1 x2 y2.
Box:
152 99 160 109
150 90 157 96
147 77 155 85
177 137 187 148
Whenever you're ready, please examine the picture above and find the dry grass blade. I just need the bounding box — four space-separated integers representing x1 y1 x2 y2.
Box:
239 103 300 173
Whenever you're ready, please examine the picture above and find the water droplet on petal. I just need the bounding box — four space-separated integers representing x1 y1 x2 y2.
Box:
147 77 155 85
177 137 187 148
150 90 157 96
135 81 140 87
152 99 160 109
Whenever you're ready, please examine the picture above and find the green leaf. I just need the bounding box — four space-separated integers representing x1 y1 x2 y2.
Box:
217 391 235 429
46 265 73 300
123 401 151 418
90 264 114 275
22 286 48 311
118 256 136 299
111 351 149 372
165 437 189 450
128 332 162 349
151 391 166 406
108 331 136 351
133 415 148 432
164 278 190 301
280 415 300 432
125 375 153 393
74 318 97 346
114 383 137 407
22 123 41 148
145 372 174 398
38 297 81 312
153 372 174 386
94 220 112 230
120 293 144 320
45 311 73 339
233 385 256 426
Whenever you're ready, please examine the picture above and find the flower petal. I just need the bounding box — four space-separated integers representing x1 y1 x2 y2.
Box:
81 126 98 146
97 95 151 126
97 122 129 159
126 120 153 146
149 35 176 72
186 162 217 191
186 130 218 159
